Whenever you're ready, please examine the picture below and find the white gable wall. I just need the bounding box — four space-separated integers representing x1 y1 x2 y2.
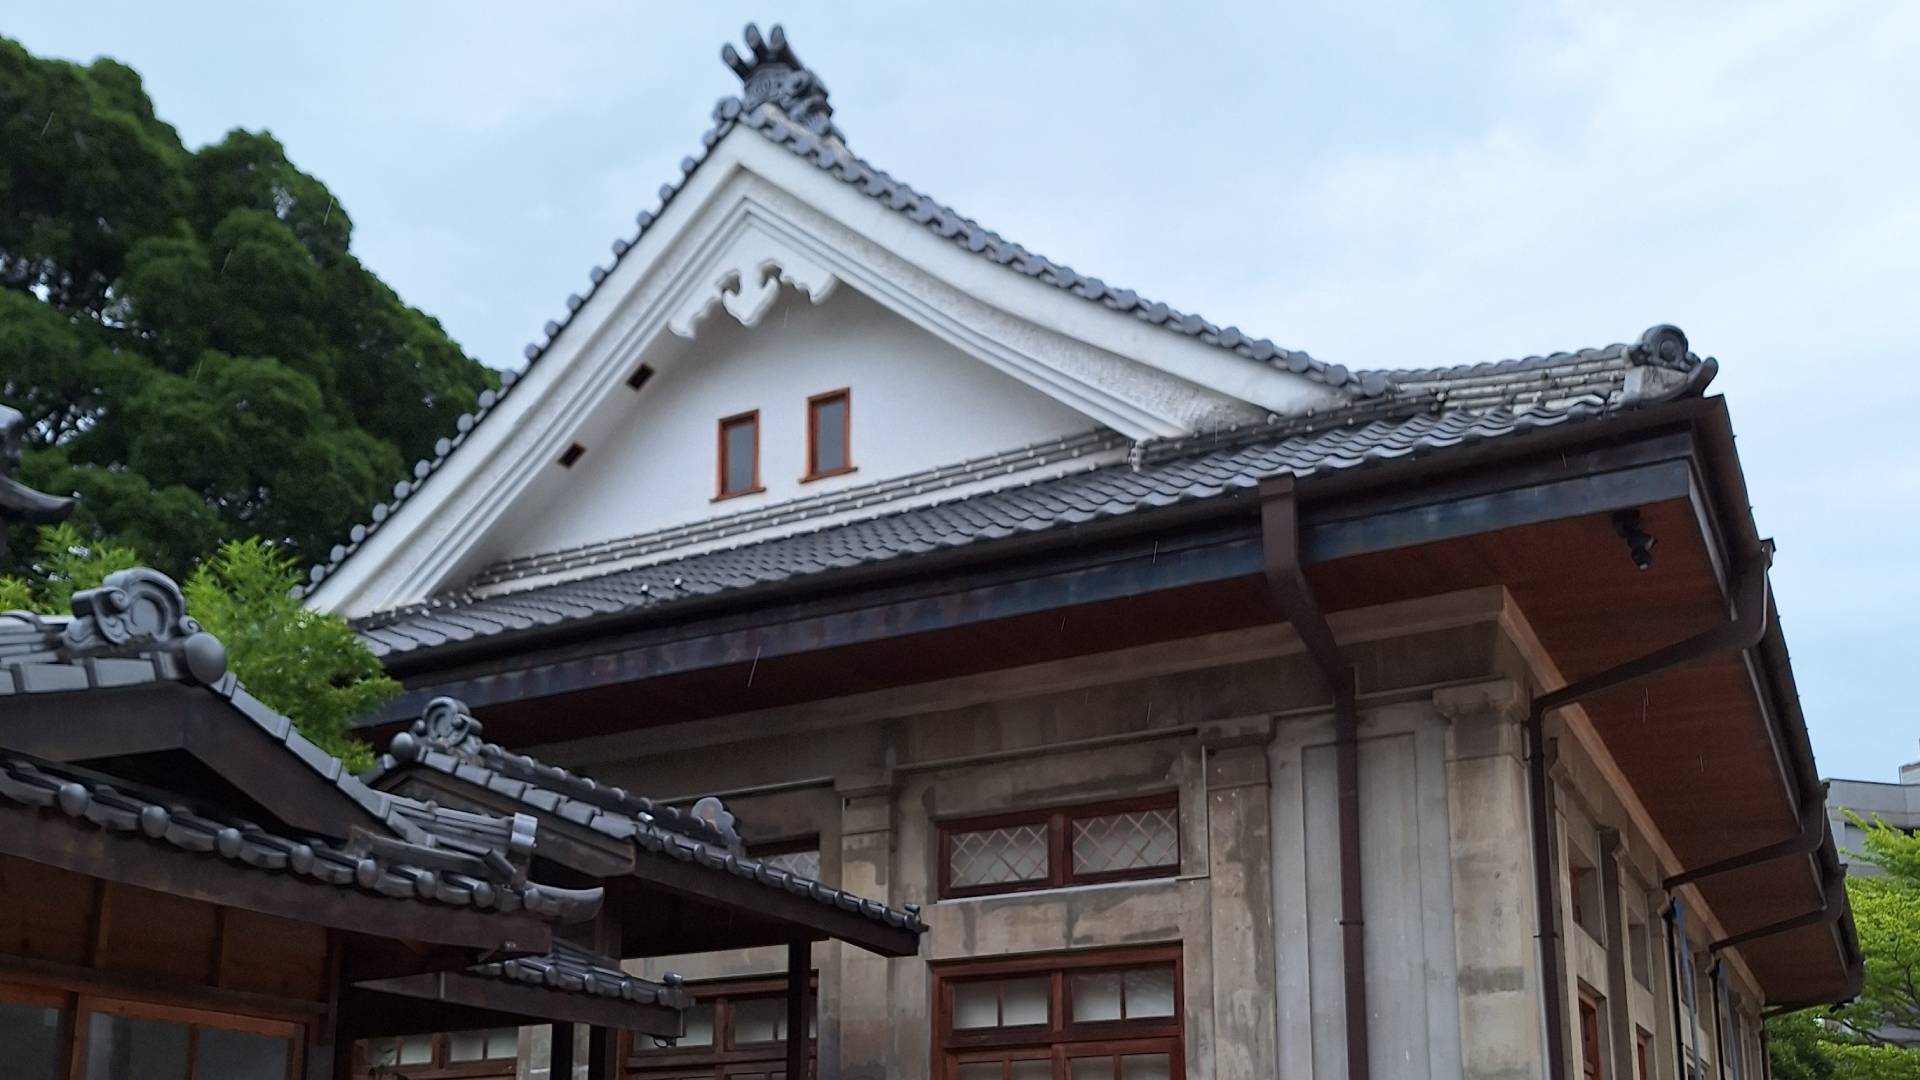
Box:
498 285 1097 561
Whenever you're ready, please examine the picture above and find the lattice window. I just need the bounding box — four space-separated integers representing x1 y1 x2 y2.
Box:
755 846 822 882
940 796 1179 898
936 949 1184 1080
1072 808 1178 878
949 824 1051 889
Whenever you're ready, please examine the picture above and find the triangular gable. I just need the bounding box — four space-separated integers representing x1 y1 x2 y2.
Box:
302 25 1367 619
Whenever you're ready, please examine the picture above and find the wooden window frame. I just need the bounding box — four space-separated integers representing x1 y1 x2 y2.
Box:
625 973 818 1077
1577 991 1603 1080
932 946 1184 1080
77 992 304 1080
801 388 856 482
715 410 764 501
359 1029 519 1079
938 794 1180 900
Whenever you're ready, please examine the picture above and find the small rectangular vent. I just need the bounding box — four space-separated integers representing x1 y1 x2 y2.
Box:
557 443 586 468
626 363 655 391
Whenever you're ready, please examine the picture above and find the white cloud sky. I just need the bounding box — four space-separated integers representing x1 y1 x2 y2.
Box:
9 0 1916 779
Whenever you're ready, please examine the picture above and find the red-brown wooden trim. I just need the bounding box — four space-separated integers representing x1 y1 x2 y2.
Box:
623 971 820 1071
715 409 765 500
931 946 1185 1080
802 388 856 483
936 793 1181 899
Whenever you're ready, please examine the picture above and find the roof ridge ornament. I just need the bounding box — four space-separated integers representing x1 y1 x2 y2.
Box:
721 22 839 139
61 568 229 684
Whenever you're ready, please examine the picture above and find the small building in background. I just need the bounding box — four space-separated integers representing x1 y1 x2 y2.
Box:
1828 747 1920 877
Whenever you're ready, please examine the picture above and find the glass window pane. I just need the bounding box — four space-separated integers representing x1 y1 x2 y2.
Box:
1010 1061 1053 1080
1072 808 1178 877
86 1012 190 1080
949 823 1050 889
681 1002 715 1047
1119 1054 1171 1080
0 1000 65 1080
953 982 1000 1029
723 418 756 494
1123 967 1177 1019
733 998 785 1044
1070 972 1123 1022
756 847 822 881
1000 978 1049 1026
958 1065 1003 1080
397 1034 433 1065
194 1028 290 1080
1069 1058 1112 1080
448 1027 517 1062
811 396 848 474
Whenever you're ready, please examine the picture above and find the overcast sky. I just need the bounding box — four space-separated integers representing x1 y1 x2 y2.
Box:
10 2 1916 781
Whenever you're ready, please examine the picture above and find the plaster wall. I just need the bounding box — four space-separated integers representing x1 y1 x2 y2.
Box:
497 285 1095 562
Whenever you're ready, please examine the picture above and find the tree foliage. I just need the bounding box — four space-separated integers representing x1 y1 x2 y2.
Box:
1 523 389 771
1768 816 1920 1077
0 35 494 577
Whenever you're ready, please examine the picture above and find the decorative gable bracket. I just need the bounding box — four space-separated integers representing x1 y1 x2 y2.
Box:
667 224 840 339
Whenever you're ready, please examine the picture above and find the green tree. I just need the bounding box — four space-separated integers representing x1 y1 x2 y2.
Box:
0 35 494 576
1768 817 1920 1077
1 523 390 771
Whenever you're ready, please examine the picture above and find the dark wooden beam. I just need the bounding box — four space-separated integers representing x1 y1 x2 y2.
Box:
551 1022 576 1080
622 848 918 957
0 802 551 955
0 686 390 839
352 971 681 1037
786 940 808 1080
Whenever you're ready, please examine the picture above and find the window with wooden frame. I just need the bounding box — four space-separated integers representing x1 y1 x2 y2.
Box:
626 974 817 1080
0 982 304 1080
1635 1026 1653 1080
751 837 824 883
1577 991 1604 1080
939 795 1179 899
934 947 1183 1080
717 410 762 500
802 389 853 481
360 1028 519 1078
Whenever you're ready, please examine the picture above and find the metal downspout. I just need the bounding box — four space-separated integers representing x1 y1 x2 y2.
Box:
1664 902 1690 1078
1260 477 1370 1080
1710 959 1730 1080
1526 546 1772 1080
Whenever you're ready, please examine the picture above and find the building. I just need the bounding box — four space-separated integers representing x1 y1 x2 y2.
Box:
1828 746 1920 877
303 25 1862 1080
0 406 920 1080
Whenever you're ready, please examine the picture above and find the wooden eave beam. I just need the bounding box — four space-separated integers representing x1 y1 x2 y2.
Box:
349 971 682 1038
0 803 551 956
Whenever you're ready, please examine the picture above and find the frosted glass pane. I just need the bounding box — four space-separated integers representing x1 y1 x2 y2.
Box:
682 1002 715 1047
1119 1053 1170 1080
1070 972 1123 1021
1070 1058 1112 1080
1124 967 1177 1018
86 1013 189 1080
733 998 785 1044
723 418 757 494
1010 1061 1053 1080
959 1065 1002 1080
1072 808 1178 876
0 1001 64 1079
194 1028 289 1080
950 823 1050 888
1001 978 1049 1026
953 982 1001 1029
449 1030 486 1061
397 1034 433 1065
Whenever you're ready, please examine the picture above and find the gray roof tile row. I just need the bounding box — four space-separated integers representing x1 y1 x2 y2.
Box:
472 940 692 1008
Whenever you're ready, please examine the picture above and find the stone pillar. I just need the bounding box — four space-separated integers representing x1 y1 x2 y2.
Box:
1437 679 1540 1080
1598 829 1634 1079
834 770 898 1080
1201 716 1279 1080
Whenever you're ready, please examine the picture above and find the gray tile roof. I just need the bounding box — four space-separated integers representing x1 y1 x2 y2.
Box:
471 939 692 1008
297 29 1397 599
365 697 927 936
0 748 594 919
353 327 1714 660
0 568 602 922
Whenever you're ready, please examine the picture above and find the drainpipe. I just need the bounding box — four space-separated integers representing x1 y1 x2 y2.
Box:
1709 959 1730 1080
1664 901 1691 1078
1524 540 1772 1080
1260 477 1370 1080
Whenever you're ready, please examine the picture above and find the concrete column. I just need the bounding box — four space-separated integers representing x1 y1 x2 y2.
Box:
1598 829 1634 1079
1437 679 1540 1080
1201 716 1278 1080
834 770 897 1080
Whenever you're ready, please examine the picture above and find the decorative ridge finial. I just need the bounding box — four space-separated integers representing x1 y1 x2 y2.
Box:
720 22 838 139
0 403 75 530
